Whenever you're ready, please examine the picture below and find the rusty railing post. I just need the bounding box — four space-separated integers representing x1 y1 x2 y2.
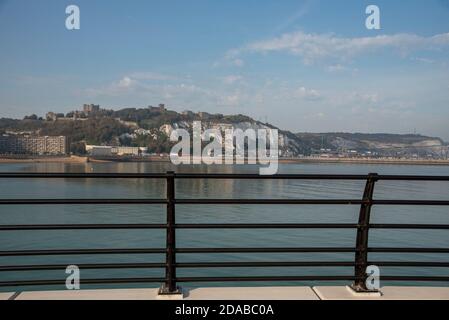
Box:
351 172 378 292
159 171 181 295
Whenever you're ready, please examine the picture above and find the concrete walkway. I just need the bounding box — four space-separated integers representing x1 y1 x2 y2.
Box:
1 286 449 300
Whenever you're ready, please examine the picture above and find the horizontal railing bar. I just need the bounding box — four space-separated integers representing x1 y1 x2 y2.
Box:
372 199 449 206
370 224 449 230
0 173 167 179
369 261 449 267
0 224 166 231
0 199 167 205
0 247 357 256
6 223 446 231
175 173 370 180
178 173 449 181
176 247 358 253
0 173 370 180
0 248 166 256
368 248 449 253
177 174 449 181
0 278 166 287
175 199 363 205
4 261 447 272
176 261 356 268
0 261 356 272
175 223 357 229
2 199 448 206
380 276 449 281
1 172 448 181
0 263 166 271
372 200 449 206
0 223 360 231
376 175 449 181
176 276 358 282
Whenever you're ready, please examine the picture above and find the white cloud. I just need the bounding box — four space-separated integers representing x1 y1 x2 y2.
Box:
85 72 191 97
118 76 134 88
411 57 434 64
85 76 139 96
222 75 243 85
295 86 321 100
273 0 314 33
346 92 380 105
127 72 179 81
326 64 346 73
231 58 244 67
219 94 241 106
228 31 449 64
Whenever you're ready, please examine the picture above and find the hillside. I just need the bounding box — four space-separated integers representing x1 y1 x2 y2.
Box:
0 105 447 158
295 132 446 157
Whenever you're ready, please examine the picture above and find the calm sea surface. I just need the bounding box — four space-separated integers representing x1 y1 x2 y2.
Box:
0 162 448 291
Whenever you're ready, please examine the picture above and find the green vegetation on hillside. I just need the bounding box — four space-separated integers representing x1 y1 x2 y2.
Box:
1 107 446 156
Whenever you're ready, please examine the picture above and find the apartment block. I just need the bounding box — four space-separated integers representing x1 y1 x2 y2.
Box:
0 135 69 155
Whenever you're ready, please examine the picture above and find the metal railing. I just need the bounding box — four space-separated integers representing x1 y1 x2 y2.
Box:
0 171 448 293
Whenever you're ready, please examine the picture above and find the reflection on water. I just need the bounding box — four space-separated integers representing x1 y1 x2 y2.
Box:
0 162 448 291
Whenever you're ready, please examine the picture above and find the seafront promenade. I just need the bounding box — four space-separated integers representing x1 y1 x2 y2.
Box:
2 286 449 300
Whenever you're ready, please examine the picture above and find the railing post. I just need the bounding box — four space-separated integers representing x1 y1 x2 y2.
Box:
351 172 378 292
159 171 181 295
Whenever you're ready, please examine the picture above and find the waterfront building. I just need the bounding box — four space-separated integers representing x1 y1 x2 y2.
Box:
111 146 144 156
86 145 147 157
0 135 68 155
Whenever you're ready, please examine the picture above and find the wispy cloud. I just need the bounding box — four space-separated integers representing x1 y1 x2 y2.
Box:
127 72 179 81
272 0 315 34
222 75 243 85
83 72 245 110
227 31 449 65
85 72 189 97
411 57 435 64
294 86 322 100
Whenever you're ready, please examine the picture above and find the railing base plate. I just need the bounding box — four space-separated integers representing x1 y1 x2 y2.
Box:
347 285 382 297
157 285 184 299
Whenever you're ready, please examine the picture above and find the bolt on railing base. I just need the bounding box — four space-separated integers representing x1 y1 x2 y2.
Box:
347 285 382 297
157 284 184 299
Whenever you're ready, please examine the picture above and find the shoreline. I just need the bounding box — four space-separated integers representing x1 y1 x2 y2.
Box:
0 155 108 164
278 157 449 166
1 155 449 166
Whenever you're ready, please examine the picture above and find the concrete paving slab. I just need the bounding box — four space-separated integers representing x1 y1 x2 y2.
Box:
0 292 16 300
185 286 320 300
15 287 319 300
313 286 449 300
12 286 449 300
380 286 449 300
16 288 160 300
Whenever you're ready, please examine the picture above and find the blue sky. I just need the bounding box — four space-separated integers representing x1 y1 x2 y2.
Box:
1 0 449 139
